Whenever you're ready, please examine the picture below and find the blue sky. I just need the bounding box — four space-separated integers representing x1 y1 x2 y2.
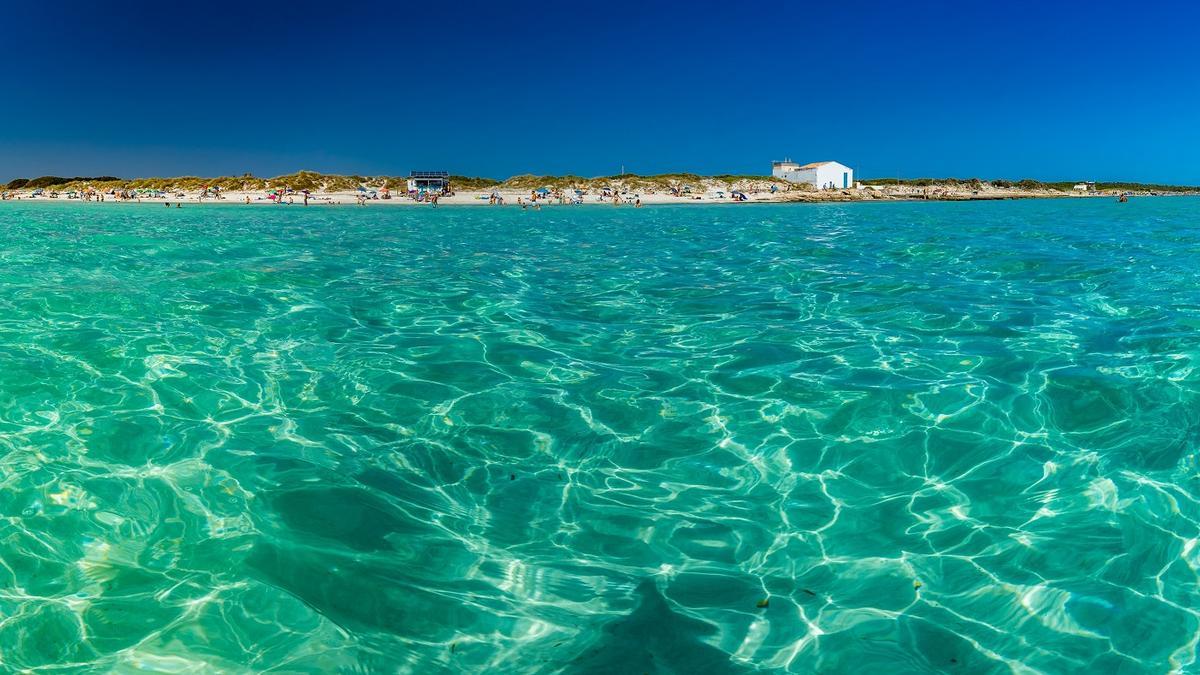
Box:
1 0 1197 183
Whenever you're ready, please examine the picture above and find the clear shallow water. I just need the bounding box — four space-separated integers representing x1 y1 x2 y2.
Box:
0 199 1197 673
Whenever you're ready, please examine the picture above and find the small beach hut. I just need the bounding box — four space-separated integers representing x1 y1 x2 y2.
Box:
406 171 450 195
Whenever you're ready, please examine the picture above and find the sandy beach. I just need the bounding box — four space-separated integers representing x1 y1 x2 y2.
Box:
0 179 1175 207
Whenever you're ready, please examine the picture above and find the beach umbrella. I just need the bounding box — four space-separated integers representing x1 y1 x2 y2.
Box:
535 187 550 195
357 186 367 192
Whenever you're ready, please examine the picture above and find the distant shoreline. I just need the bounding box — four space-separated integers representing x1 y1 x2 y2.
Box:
0 191 1188 208
2 171 1194 207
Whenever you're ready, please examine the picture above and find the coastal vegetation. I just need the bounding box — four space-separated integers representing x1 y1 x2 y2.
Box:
2 172 790 193
5 172 430 193
862 177 1200 192
5 172 1198 195
6 176 122 189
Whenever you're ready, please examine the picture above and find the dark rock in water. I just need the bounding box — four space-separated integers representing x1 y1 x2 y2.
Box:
564 579 747 674
272 487 419 552
245 541 490 638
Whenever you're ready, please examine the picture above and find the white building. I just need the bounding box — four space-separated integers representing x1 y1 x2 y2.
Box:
772 160 854 190
1072 181 1096 191
407 170 450 194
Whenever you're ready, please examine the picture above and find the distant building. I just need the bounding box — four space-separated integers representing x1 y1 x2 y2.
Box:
407 171 450 194
1073 181 1096 191
772 160 854 189
771 160 801 178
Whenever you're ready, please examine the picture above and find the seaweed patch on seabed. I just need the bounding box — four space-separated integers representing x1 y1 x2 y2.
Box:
564 579 747 674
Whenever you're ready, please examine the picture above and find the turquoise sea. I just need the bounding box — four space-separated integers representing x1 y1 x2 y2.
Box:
0 198 1197 673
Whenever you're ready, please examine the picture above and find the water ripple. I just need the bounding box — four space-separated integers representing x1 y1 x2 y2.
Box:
0 199 1197 672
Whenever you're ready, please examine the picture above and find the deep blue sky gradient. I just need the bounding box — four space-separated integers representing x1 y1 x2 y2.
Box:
1 0 1197 182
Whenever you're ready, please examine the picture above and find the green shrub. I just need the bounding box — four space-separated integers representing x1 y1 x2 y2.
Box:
451 175 500 190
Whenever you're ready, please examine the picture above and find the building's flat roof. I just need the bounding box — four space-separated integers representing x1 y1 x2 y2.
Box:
798 161 840 169
409 171 449 178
